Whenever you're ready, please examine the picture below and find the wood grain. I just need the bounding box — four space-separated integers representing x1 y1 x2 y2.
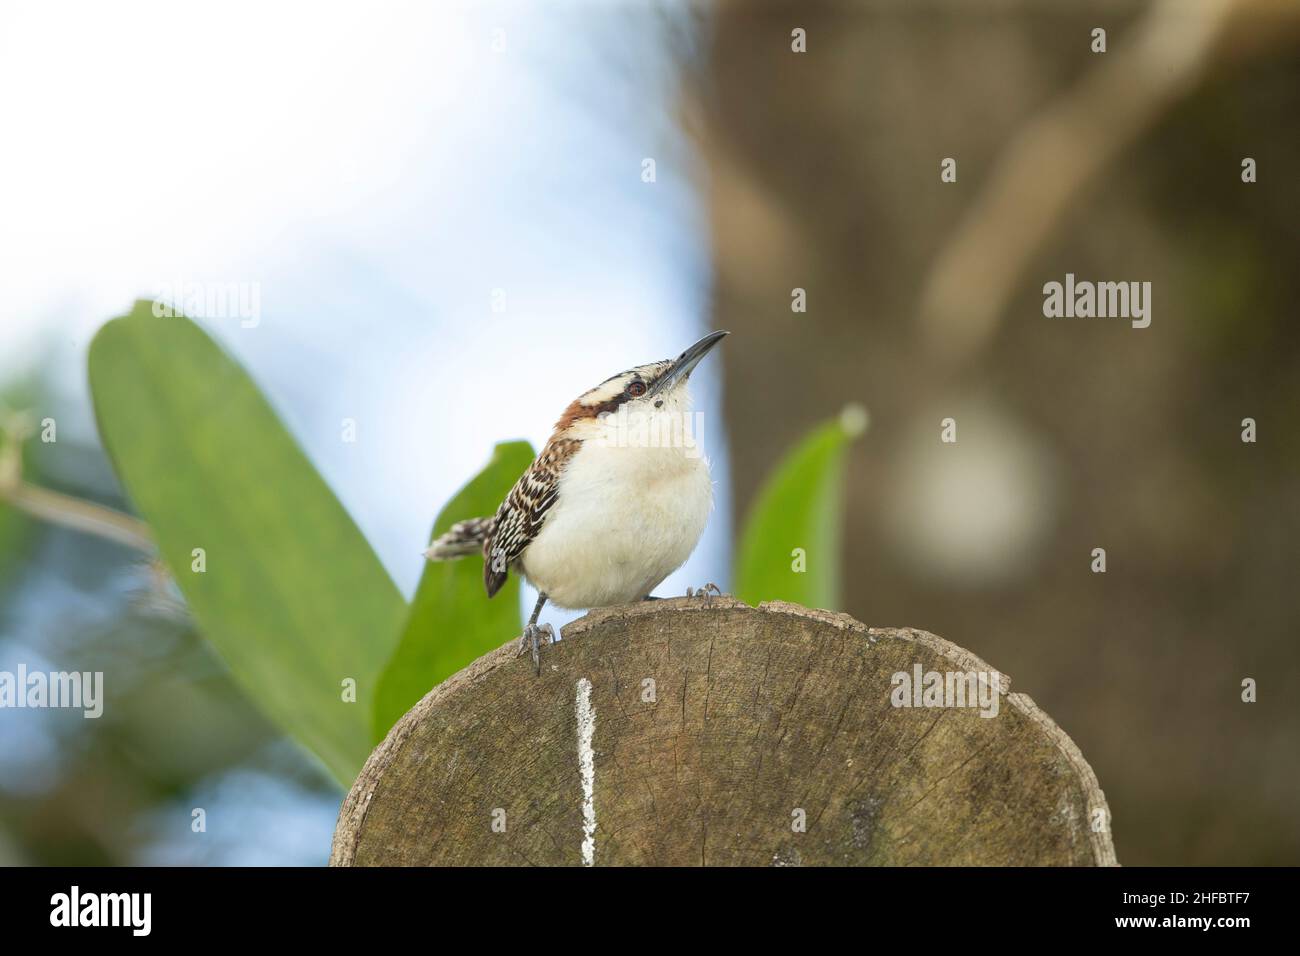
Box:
331 598 1117 866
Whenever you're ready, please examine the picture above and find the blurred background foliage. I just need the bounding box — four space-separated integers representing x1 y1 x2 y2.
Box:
700 0 1300 865
2 0 1298 866
735 405 866 610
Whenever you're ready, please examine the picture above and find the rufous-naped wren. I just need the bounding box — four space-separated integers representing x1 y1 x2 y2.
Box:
424 331 728 672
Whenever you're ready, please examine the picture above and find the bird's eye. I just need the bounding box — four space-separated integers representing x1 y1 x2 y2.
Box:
627 381 647 398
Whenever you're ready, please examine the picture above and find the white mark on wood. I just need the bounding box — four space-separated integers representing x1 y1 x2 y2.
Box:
576 677 597 866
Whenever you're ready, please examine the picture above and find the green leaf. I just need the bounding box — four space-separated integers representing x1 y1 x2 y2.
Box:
87 301 407 787
734 404 868 610
373 440 534 740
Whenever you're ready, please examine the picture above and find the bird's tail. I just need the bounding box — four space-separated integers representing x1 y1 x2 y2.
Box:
423 516 495 561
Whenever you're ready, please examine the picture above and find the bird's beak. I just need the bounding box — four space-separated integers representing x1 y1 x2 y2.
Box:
647 330 729 398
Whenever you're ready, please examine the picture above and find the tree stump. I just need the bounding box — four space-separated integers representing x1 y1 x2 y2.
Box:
331 598 1117 866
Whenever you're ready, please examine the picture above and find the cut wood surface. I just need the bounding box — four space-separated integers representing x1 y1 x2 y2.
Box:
331 598 1118 866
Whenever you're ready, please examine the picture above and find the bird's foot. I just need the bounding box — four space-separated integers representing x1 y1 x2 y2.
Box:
516 622 555 676
686 583 723 606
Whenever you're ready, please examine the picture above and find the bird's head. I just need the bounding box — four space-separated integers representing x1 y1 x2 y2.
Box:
554 330 728 442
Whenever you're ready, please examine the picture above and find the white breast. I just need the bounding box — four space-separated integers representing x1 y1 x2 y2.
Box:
520 439 714 609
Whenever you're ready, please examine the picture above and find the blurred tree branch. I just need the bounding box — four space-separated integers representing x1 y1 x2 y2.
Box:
0 408 154 553
918 0 1299 366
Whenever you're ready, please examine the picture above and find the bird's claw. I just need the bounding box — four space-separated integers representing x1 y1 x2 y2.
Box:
686 583 723 606
517 622 555 676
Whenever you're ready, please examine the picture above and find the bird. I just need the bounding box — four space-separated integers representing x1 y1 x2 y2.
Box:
424 330 729 673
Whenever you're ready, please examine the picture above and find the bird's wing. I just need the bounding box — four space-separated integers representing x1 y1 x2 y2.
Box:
483 437 579 598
